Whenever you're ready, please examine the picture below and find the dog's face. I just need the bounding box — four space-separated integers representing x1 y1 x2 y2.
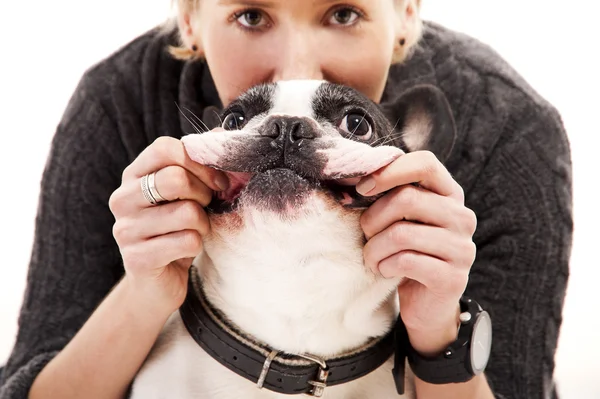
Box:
181 80 456 356
182 80 455 222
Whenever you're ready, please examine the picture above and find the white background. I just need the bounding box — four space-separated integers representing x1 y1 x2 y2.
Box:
0 1 597 398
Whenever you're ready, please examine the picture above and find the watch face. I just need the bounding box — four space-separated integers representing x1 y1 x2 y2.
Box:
470 310 492 374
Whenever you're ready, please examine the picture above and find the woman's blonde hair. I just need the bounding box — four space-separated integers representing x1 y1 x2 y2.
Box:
165 0 422 64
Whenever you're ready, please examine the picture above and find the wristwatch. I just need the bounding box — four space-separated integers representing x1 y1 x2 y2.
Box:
392 296 492 393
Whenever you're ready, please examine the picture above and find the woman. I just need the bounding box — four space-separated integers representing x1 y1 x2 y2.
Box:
0 1 572 398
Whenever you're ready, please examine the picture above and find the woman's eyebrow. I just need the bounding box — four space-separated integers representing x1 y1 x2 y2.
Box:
218 0 278 7
217 0 352 10
313 0 345 5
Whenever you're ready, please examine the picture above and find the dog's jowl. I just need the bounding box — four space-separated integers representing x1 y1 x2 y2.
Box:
130 80 456 399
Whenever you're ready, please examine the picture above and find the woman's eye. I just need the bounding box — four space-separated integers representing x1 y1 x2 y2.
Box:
222 112 246 130
339 113 372 140
329 8 360 26
236 10 265 28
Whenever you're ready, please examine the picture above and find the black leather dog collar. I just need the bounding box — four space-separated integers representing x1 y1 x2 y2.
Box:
179 269 396 397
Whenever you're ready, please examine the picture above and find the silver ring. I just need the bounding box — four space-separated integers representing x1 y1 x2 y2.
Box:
141 173 157 205
148 171 168 203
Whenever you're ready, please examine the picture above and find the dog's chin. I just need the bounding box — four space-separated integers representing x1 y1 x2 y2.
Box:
206 168 376 215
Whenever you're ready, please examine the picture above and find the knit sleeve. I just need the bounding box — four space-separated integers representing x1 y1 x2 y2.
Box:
464 99 572 398
0 72 129 398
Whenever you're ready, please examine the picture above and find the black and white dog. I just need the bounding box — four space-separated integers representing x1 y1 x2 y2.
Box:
130 80 456 399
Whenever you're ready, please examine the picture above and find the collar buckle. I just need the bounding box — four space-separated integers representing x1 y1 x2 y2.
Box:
296 353 329 397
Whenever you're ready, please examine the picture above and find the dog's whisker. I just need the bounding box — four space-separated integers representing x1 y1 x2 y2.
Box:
378 135 404 147
377 132 402 145
212 109 223 126
372 118 403 147
391 117 402 130
185 111 208 133
373 119 402 145
371 134 389 146
183 106 210 132
373 132 404 147
371 132 394 146
175 102 204 134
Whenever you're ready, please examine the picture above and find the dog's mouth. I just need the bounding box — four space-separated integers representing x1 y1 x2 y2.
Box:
181 130 404 213
206 169 378 214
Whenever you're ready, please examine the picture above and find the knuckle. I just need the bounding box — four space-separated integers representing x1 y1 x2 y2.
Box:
394 186 419 209
112 219 130 242
112 222 122 240
178 201 205 225
172 167 193 194
463 208 478 234
420 151 440 175
395 251 419 274
121 165 134 181
390 222 411 247
154 135 175 147
182 230 203 253
359 213 372 238
108 189 122 215
154 137 183 164
462 241 477 264
454 184 466 203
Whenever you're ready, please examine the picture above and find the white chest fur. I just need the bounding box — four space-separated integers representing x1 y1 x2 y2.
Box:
131 192 414 398
130 311 413 399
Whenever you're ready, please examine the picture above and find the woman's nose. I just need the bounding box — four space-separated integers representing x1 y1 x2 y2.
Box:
271 32 324 82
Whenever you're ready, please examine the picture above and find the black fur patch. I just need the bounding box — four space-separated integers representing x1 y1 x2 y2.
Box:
223 84 276 125
242 169 314 213
312 83 406 150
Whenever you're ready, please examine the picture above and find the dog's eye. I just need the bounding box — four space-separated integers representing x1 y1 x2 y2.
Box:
222 112 246 131
339 114 372 140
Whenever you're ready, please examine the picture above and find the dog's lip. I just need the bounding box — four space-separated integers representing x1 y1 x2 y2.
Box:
208 169 368 212
215 172 253 203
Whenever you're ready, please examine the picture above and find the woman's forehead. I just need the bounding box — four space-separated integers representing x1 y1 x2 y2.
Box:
212 0 392 8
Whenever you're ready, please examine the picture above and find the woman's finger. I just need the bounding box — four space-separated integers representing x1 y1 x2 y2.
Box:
113 200 210 245
110 165 215 217
363 221 476 274
360 184 477 239
121 136 228 192
378 250 468 296
356 151 464 202
121 229 205 275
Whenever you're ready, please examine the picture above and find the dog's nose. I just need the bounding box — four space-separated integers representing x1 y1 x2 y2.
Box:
262 116 317 143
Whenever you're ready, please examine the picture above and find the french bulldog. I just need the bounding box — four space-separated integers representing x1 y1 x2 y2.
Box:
130 80 456 399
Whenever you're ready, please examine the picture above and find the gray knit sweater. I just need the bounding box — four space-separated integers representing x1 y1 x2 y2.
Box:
0 21 572 399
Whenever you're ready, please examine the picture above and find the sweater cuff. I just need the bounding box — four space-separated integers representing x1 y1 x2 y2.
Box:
0 351 59 399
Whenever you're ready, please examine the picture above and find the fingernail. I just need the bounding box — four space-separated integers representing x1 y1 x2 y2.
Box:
356 177 376 195
214 174 230 191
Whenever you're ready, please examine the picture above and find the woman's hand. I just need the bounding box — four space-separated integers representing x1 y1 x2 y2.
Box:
109 136 229 314
358 150 477 356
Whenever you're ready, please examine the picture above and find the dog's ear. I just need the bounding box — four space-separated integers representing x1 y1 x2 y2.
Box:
381 84 457 163
202 106 224 131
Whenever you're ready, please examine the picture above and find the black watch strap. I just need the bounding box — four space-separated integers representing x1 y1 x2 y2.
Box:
393 296 484 391
406 337 473 384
